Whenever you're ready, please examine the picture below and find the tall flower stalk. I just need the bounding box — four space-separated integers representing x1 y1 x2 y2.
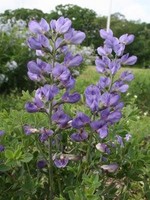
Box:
24 17 85 198
24 17 137 198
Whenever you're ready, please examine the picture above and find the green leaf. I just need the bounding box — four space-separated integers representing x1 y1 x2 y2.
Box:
21 153 33 163
0 164 11 172
68 190 75 200
5 150 14 159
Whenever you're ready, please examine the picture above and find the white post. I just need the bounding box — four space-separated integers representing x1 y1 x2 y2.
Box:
106 0 112 31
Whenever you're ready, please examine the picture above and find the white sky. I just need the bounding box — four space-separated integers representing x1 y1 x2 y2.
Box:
0 0 150 23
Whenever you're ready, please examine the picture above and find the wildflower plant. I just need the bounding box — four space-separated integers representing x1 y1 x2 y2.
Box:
24 17 137 199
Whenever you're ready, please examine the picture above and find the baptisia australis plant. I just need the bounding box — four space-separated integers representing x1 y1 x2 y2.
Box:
24 17 137 198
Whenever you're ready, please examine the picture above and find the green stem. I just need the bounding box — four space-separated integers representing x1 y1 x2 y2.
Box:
48 102 54 199
48 137 53 199
86 114 96 164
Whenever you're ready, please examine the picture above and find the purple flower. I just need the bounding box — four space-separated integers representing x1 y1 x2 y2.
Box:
120 71 134 82
50 17 72 34
99 29 113 39
112 81 129 93
90 120 108 138
95 57 110 74
114 102 124 111
72 112 90 129
62 92 81 103
0 130 5 136
70 129 88 142
29 18 49 34
25 101 41 113
85 85 101 111
97 45 112 56
97 77 111 89
63 52 83 67
121 54 137 65
107 111 122 124
37 160 47 169
0 145 5 152
39 128 54 142
35 84 59 101
51 109 71 128
61 75 76 90
23 125 39 135
28 36 42 50
52 63 70 81
100 108 110 119
125 133 132 141
27 59 52 82
116 135 124 147
38 34 52 50
108 59 121 75
119 34 135 45
54 155 69 168
100 92 120 107
101 163 118 173
28 35 52 51
96 143 110 154
64 28 86 44
25 96 44 113
105 36 119 50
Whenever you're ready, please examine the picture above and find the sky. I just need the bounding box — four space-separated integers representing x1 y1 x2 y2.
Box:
0 0 150 23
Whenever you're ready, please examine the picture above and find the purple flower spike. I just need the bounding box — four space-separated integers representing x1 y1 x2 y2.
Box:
23 125 39 135
0 145 5 152
70 129 88 142
62 92 81 103
54 155 69 168
0 130 5 136
64 28 86 44
101 163 118 173
72 112 90 129
37 160 47 169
